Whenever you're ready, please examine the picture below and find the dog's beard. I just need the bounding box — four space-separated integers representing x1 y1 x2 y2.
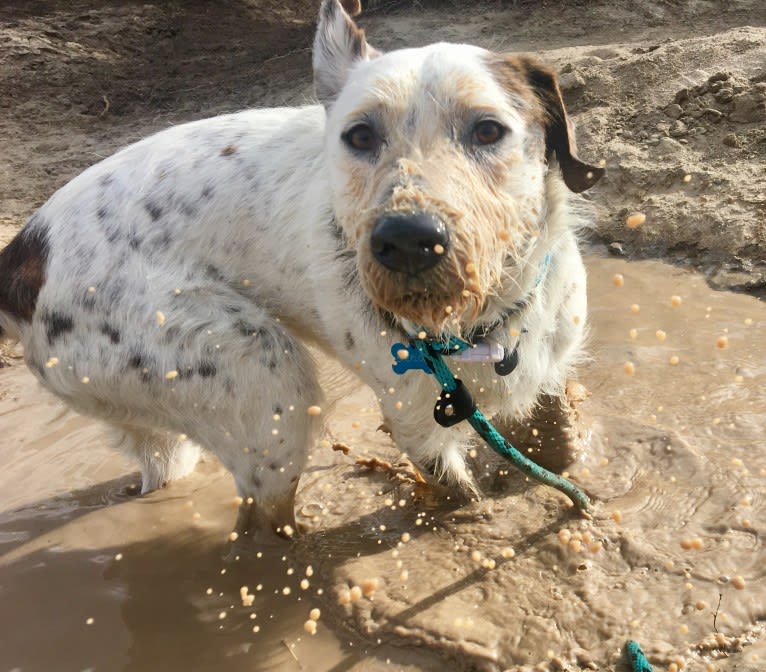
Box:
358 252 488 336
358 246 547 338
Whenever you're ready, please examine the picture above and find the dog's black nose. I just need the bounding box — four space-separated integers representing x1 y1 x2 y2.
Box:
370 211 449 275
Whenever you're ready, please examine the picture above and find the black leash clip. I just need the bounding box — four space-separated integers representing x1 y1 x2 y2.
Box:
494 344 519 376
433 379 476 427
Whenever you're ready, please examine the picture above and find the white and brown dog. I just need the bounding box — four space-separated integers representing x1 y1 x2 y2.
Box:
0 0 602 536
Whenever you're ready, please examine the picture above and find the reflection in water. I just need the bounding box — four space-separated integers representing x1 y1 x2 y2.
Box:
0 254 764 671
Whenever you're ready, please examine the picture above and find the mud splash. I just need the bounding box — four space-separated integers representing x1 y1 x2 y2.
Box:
1 253 763 671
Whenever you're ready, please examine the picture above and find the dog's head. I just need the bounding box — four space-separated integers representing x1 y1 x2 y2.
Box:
314 0 603 336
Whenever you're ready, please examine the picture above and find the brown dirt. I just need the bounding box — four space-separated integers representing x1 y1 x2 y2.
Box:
0 0 319 240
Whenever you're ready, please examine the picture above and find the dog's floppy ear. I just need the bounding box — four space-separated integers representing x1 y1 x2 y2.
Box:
515 56 604 193
313 0 379 107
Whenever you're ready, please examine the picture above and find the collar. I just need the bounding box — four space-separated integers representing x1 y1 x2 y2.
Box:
464 251 552 343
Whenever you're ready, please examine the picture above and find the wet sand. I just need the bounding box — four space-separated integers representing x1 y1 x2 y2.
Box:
1 253 764 671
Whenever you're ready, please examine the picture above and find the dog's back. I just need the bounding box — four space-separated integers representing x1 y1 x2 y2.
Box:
1 106 328 345
0 106 336 537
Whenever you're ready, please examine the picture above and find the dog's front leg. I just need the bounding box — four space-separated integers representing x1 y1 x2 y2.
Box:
376 372 478 497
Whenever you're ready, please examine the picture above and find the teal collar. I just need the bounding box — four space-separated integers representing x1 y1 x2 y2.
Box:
465 251 552 343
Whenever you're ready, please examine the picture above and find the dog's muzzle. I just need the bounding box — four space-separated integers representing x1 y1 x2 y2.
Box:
370 211 449 275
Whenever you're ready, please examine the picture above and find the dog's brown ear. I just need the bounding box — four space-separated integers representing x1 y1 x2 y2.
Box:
339 0 362 15
313 0 379 107
516 56 604 193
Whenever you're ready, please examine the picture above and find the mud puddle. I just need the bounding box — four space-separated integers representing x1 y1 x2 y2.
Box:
1 253 764 672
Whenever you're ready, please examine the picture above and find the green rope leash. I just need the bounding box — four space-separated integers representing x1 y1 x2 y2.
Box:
399 336 590 511
392 334 658 670
626 640 653 672
394 338 656 669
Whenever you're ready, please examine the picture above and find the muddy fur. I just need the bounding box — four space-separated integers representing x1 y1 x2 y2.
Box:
0 0 602 534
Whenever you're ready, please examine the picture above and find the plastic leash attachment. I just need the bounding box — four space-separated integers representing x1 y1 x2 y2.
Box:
626 640 654 672
392 335 591 511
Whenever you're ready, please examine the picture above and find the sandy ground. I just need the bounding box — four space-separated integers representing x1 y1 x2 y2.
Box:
1 1 765 671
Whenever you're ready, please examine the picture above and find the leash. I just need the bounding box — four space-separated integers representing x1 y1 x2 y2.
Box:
392 338 657 669
391 332 590 511
389 245 655 669
626 640 653 671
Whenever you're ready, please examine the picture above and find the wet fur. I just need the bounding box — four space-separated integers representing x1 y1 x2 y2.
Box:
0 0 601 534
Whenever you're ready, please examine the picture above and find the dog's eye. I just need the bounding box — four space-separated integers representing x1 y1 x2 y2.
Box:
343 124 378 153
472 120 506 146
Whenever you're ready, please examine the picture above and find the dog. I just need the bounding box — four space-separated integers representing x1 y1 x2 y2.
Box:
0 0 603 537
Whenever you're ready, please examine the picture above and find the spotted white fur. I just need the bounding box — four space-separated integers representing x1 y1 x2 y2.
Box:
0 0 602 536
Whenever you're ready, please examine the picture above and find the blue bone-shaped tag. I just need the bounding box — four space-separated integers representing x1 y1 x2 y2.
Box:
391 342 432 375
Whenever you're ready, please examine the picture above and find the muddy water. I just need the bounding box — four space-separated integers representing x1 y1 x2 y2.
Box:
1 253 764 672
